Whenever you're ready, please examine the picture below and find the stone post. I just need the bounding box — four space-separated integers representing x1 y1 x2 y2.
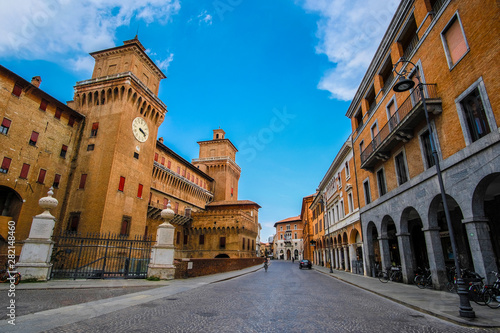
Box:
17 188 58 281
378 236 392 272
396 232 414 284
147 201 176 280
423 226 447 289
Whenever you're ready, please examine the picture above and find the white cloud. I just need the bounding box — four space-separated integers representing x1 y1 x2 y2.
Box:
296 0 400 101
156 53 174 73
197 10 213 25
0 0 180 70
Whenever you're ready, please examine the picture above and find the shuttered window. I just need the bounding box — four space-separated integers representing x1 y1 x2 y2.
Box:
91 122 99 137
20 163 30 179
40 99 49 111
442 15 468 67
12 84 22 97
55 108 62 119
137 184 143 198
0 157 12 173
118 176 125 192
0 118 11 135
53 174 61 188
79 174 87 189
37 169 47 183
29 131 39 146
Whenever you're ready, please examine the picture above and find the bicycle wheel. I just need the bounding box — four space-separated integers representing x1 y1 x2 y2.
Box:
415 275 426 289
468 284 487 306
446 281 456 293
378 271 389 283
13 273 21 285
484 289 500 309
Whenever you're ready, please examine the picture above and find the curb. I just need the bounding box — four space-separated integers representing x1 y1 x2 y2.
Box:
314 268 500 329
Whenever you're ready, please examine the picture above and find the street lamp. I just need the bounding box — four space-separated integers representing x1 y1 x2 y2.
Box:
392 58 475 318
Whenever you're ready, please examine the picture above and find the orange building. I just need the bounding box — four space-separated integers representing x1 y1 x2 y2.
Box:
273 216 303 260
309 196 325 266
300 194 315 262
346 0 499 286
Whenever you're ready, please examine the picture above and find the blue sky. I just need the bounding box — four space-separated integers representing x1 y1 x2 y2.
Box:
0 0 399 241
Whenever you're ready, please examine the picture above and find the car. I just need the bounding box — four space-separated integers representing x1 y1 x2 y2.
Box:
299 259 312 269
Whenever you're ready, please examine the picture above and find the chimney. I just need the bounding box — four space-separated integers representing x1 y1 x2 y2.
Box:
159 137 164 143
31 76 42 88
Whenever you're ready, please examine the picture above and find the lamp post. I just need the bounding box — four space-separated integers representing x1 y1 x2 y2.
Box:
393 59 475 318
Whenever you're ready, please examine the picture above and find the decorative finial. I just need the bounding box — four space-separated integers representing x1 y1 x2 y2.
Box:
38 187 58 217
160 200 175 224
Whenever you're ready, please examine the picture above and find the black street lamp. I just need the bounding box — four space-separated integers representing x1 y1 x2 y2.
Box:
392 58 475 318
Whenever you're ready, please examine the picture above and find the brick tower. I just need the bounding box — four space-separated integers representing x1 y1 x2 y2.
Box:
192 129 241 202
61 37 167 237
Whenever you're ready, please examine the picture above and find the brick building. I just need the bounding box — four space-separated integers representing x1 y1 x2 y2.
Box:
300 194 315 262
273 216 303 260
346 0 499 286
0 38 260 262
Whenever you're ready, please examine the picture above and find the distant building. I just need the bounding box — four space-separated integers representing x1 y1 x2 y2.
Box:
273 216 303 260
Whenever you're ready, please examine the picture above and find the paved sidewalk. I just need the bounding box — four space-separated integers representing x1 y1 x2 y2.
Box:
0 265 262 333
313 265 500 329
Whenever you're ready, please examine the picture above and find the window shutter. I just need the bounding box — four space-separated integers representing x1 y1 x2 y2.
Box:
30 131 39 143
55 108 62 119
137 184 143 198
92 122 99 130
37 169 46 183
79 174 87 189
12 84 22 97
118 176 126 191
154 153 158 162
1 157 12 172
2 118 11 127
445 19 467 64
53 174 61 188
68 115 75 127
40 99 49 111
161 157 165 165
20 163 30 178
167 160 171 169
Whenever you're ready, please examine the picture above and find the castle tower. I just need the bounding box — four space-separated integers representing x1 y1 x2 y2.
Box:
192 129 240 202
61 37 167 237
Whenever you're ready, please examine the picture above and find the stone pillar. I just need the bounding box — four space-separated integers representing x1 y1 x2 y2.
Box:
463 217 498 284
343 246 350 271
378 236 391 272
335 247 340 269
423 227 447 289
17 188 58 281
396 232 414 284
349 244 356 273
147 202 176 280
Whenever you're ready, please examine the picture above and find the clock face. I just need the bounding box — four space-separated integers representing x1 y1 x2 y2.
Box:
132 117 149 143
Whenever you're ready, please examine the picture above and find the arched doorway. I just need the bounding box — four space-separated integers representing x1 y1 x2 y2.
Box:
365 221 380 277
429 195 472 270
0 186 23 221
350 229 363 275
381 216 400 268
294 249 298 260
402 207 429 270
286 249 291 260
279 249 284 260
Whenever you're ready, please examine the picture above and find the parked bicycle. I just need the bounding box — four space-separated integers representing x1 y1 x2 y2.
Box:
466 270 487 306
414 267 433 289
378 266 402 283
0 263 21 285
445 266 457 292
483 271 500 309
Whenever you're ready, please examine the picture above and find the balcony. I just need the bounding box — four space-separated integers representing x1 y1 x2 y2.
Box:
360 84 442 171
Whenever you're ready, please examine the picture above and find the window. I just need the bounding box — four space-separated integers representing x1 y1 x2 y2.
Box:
120 216 131 236
286 225 290 230
1 118 11 135
371 122 380 147
53 174 61 188
60 144 68 158
345 162 350 178
280 226 283 231
354 108 363 130
339 201 345 219
39 99 49 111
68 115 75 127
348 192 354 213
280 234 283 240
219 237 226 249
167 160 171 169
177 166 180 174
0 157 12 174
79 174 87 189
134 152 139 159
37 169 46 183
386 98 398 130
359 140 365 159
29 131 39 146
294 233 297 239
87 144 94 151
118 176 125 192
376 168 387 196
154 153 159 162
137 184 143 198
242 238 246 250
187 172 190 180
247 238 250 250
12 84 22 97
90 122 99 137
395 151 409 185
457 84 493 144
67 213 80 232
174 202 179 214
176 231 180 244
363 180 371 204
441 14 468 68
199 234 205 245
319 219 322 232
420 130 435 169
20 163 30 179
294 224 297 230
161 157 165 165
55 108 62 120
183 234 188 245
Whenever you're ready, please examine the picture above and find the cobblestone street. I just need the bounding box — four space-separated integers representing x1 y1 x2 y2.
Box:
12 261 495 333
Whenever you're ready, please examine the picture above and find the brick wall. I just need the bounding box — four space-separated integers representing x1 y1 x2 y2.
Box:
174 257 265 279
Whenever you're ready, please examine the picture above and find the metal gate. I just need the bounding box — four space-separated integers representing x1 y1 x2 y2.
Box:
50 232 154 279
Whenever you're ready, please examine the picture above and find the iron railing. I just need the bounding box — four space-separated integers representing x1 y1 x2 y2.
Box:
360 83 438 165
51 232 154 279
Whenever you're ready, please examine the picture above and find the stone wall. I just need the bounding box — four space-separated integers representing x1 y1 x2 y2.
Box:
174 257 265 279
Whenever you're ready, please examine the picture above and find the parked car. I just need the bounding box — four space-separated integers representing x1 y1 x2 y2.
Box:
299 259 312 269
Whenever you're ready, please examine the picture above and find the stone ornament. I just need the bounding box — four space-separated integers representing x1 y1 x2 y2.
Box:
38 187 58 218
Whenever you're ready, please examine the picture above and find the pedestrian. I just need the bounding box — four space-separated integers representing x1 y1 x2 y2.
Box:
292 257 294 263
